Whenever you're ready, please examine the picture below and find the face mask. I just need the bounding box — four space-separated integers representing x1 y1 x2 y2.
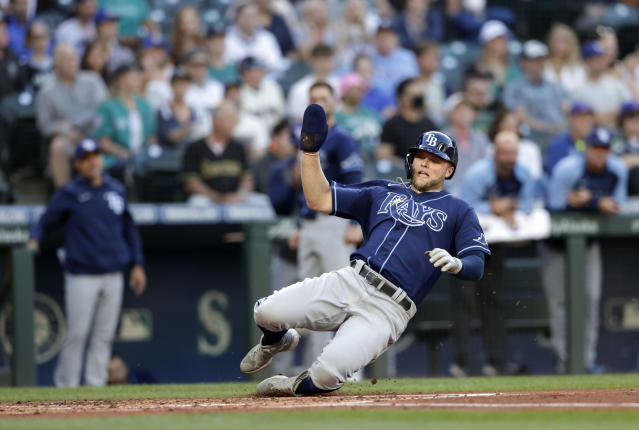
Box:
412 95 424 109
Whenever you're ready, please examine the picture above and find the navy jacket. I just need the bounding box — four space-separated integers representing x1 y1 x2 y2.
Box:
31 175 144 274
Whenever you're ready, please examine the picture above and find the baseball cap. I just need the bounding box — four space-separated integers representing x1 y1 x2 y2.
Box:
376 19 396 34
569 101 594 116
442 92 468 116
181 48 207 65
521 40 548 60
586 127 613 148
140 34 169 51
620 100 639 117
339 73 365 98
94 9 118 25
581 41 605 59
238 56 263 73
171 66 190 83
107 63 139 85
478 20 508 44
74 139 101 160
206 22 226 38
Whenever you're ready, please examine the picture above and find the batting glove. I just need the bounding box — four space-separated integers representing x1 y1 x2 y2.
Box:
426 248 462 274
300 104 328 153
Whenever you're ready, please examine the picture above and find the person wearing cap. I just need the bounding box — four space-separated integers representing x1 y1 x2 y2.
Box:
544 127 628 374
36 43 108 188
28 138 146 387
613 100 639 195
224 1 285 76
157 68 199 151
371 21 419 104
572 40 630 128
93 63 156 180
139 33 174 111
474 19 521 101
55 0 97 56
94 9 134 75
239 56 286 133
545 101 596 175
442 92 490 195
454 131 535 377
205 24 239 85
503 40 569 149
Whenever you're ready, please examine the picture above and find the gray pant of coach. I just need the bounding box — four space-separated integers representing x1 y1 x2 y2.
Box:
54 272 124 387
540 241 602 370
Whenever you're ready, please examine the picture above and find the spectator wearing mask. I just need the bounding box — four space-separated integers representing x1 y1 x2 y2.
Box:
55 0 97 56
36 44 107 188
181 101 254 205
455 130 535 377
23 20 54 92
612 100 639 195
544 127 628 374
572 41 630 128
545 102 596 175
380 78 437 163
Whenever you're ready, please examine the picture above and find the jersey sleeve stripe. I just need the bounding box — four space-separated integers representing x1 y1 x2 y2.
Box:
331 181 337 216
457 244 491 256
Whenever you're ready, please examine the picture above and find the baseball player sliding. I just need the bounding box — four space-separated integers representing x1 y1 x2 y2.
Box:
240 104 491 396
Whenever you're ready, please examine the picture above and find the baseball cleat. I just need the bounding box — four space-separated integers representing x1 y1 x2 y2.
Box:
256 371 308 397
240 329 300 374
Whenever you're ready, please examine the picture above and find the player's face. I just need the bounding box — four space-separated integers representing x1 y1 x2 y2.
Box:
74 152 104 183
410 150 453 193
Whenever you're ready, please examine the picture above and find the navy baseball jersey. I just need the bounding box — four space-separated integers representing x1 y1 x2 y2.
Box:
331 179 490 305
300 124 363 218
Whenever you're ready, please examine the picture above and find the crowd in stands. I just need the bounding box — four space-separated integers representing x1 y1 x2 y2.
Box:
1 0 639 375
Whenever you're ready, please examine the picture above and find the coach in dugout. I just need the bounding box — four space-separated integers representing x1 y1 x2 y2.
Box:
543 127 627 374
28 139 146 387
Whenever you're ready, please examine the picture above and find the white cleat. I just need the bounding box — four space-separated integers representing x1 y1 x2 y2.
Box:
256 371 308 397
240 329 300 374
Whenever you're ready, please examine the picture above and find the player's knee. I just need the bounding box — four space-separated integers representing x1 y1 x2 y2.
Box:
253 297 282 330
309 360 345 391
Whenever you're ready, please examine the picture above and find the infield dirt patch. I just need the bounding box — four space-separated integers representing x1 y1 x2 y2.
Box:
1 388 638 418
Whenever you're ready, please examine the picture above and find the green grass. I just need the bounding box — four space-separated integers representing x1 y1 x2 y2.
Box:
0 374 638 430
2 410 639 430
0 373 638 402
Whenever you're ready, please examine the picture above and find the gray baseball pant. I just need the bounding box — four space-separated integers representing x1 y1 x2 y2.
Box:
54 272 124 387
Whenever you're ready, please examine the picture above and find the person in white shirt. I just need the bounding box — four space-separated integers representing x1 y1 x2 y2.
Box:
183 48 224 140
224 1 285 76
286 43 340 122
55 0 97 56
239 56 286 133
543 23 586 96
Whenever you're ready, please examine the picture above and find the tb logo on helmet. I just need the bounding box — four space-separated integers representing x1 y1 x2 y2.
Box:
423 132 439 147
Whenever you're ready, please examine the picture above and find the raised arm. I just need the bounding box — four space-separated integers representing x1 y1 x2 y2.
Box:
300 104 332 213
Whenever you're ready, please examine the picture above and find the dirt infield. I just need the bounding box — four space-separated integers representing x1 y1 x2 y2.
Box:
1 389 638 418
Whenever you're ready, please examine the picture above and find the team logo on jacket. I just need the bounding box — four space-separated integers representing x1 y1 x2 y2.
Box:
104 192 124 215
377 192 447 230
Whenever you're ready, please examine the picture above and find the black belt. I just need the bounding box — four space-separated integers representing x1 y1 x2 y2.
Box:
350 260 412 312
